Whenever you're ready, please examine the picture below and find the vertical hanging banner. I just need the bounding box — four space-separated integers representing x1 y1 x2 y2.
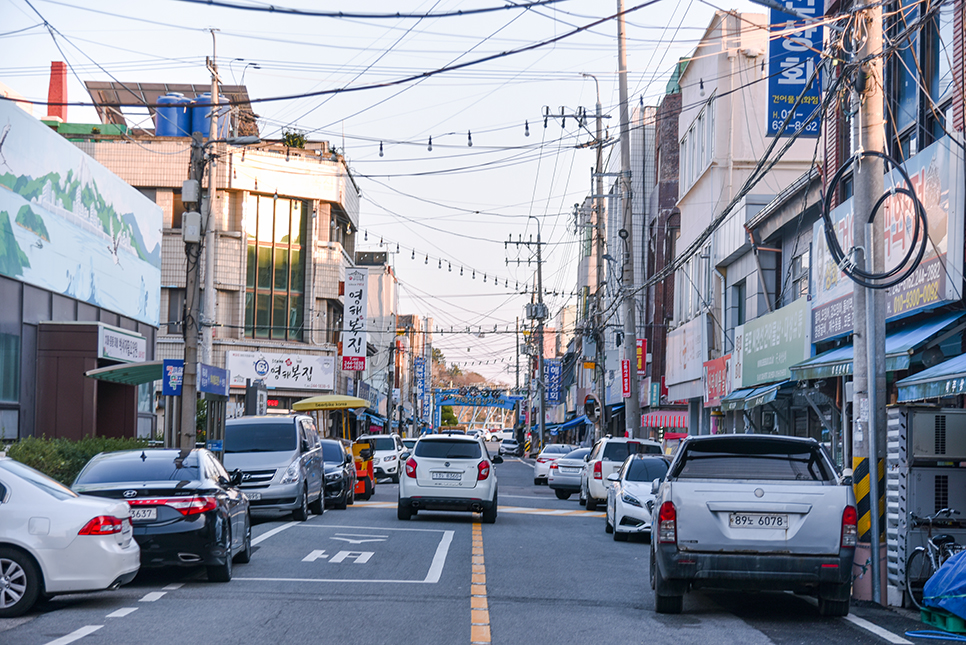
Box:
414 357 426 422
544 359 562 404
621 359 632 398
636 338 647 374
341 268 368 371
766 0 823 137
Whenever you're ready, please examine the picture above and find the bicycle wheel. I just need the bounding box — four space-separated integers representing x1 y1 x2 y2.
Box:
906 546 934 610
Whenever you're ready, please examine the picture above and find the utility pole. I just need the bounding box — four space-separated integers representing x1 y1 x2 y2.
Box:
202 28 220 365
180 132 206 460
515 316 520 392
851 0 885 604
617 0 642 438
386 314 397 435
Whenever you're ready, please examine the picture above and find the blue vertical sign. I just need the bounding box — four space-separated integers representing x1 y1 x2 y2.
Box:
544 359 562 404
414 357 426 423
767 0 823 137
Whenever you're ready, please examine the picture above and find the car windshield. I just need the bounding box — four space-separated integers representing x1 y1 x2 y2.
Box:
626 458 668 482
369 437 396 451
225 423 296 453
563 448 590 460
320 440 344 463
74 453 201 484
673 438 833 481
415 440 482 459
541 445 570 454
503 440 518 445
1 459 78 500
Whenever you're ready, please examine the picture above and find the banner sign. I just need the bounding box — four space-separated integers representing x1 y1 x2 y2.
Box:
766 0 823 138
162 359 184 396
811 136 965 342
704 354 731 408
414 357 427 422
98 326 146 363
636 338 647 374
621 359 631 398
650 380 661 408
341 267 369 371
199 363 229 396
666 315 706 387
544 359 562 404
227 350 335 390
740 297 810 388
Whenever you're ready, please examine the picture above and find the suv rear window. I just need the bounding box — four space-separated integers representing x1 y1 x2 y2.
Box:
672 438 833 481
225 423 296 453
602 441 659 461
415 440 482 459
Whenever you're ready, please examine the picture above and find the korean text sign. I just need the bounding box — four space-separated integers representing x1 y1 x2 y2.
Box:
767 0 823 138
342 268 369 371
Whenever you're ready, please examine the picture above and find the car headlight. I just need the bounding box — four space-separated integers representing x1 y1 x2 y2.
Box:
280 460 301 484
383 455 396 462
621 492 643 508
325 472 343 482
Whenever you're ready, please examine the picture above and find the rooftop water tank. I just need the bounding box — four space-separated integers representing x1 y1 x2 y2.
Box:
155 93 191 137
191 93 231 139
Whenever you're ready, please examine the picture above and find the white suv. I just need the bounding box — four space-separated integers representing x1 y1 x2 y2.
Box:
580 436 662 511
358 434 406 483
397 433 502 523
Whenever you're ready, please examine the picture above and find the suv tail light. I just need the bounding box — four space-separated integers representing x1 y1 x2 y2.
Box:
477 460 491 481
658 501 677 544
128 496 218 516
405 458 417 478
78 515 123 536
593 460 602 480
841 505 857 548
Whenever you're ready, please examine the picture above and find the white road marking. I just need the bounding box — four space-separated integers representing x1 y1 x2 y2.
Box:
43 625 102 645
106 608 137 618
792 593 912 644
334 533 389 538
423 530 453 583
303 550 329 562
331 537 387 544
139 592 166 602
252 520 299 545
330 551 374 563
162 583 183 591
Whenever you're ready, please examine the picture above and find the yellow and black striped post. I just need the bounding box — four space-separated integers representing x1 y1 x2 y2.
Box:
853 456 885 542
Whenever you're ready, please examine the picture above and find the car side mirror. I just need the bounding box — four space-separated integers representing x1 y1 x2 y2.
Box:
300 440 310 453
584 455 590 462
345 454 353 465
650 478 661 495
606 473 620 482
230 469 243 487
400 451 411 462
840 474 853 486
492 455 503 464
359 449 372 461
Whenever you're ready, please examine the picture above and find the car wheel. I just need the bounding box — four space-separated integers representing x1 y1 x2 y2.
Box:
533 478 540 486
614 529 628 542
649 549 656 590
397 502 413 521
481 491 497 524
292 486 309 521
309 490 325 515
335 486 348 510
346 485 355 506
0 548 41 618
554 490 571 500
579 485 587 507
360 478 373 501
654 563 683 614
234 514 252 564
586 496 598 511
605 518 613 534
207 526 233 582
818 583 850 617
391 473 400 484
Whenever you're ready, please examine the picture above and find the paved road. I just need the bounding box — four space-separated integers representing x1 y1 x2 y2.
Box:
0 454 946 645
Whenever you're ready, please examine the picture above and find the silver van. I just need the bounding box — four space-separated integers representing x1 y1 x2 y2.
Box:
224 415 324 521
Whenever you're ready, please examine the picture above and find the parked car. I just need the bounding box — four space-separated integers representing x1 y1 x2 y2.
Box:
403 438 418 451
548 447 591 500
605 454 669 541
320 439 356 509
581 436 661 511
650 435 856 616
0 457 140 617
358 434 406 483
223 415 324 520
397 434 503 523
499 438 523 457
533 444 574 485
72 449 251 583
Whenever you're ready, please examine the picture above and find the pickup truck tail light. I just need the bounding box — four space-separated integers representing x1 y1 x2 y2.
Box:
841 505 857 548
658 501 677 544
477 460 491 480
405 458 418 479
593 460 602 480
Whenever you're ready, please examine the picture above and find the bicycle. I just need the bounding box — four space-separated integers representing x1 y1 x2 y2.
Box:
905 508 963 609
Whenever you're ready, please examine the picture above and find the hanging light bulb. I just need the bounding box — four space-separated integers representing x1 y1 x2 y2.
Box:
379 141 384 157
483 274 487 283
438 259 442 269
379 237 383 246
472 270 476 279
424 254 428 264
364 230 368 241
427 136 433 152
525 120 530 137
460 266 463 276
699 78 705 97
543 115 548 128
639 96 644 107
467 130 473 147
411 249 415 260
396 243 399 253
448 262 452 272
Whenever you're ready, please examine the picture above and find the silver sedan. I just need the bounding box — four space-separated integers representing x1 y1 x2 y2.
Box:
547 448 590 500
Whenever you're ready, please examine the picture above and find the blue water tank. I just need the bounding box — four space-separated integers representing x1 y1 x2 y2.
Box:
190 93 231 138
155 93 191 137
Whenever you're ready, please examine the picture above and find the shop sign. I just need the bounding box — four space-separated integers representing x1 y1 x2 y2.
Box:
544 359 562 404
731 325 744 393
666 315 706 387
740 297 810 388
703 354 731 408
636 338 647 374
162 359 183 396
227 351 335 390
98 326 146 363
341 267 368 371
621 360 631 398
766 0 823 137
199 363 229 396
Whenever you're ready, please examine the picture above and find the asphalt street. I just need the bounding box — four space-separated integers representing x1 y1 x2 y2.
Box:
0 451 951 645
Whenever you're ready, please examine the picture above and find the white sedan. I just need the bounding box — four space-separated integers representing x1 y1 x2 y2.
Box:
533 444 573 485
0 457 141 617
605 454 669 541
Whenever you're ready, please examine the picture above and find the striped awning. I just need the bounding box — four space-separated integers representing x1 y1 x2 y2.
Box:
641 410 688 428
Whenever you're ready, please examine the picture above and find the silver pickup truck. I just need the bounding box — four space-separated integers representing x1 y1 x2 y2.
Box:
650 434 856 616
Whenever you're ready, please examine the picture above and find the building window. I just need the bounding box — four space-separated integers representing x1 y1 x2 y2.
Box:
680 97 715 192
245 195 307 341
733 281 746 327
166 288 184 335
171 190 184 229
0 333 19 402
792 248 810 301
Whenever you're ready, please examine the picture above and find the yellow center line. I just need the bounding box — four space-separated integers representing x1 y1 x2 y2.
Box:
470 523 491 645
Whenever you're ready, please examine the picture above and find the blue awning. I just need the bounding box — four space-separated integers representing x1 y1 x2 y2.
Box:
897 353 966 402
559 415 590 432
789 311 966 381
720 382 789 411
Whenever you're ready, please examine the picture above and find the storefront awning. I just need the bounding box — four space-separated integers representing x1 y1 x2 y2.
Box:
559 415 590 431
641 410 687 428
896 353 966 402
720 382 788 411
292 394 370 411
85 361 162 386
789 311 966 381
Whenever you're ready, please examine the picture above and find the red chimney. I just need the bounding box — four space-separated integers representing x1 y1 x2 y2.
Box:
47 61 67 121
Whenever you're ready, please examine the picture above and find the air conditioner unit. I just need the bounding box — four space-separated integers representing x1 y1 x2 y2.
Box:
910 409 966 461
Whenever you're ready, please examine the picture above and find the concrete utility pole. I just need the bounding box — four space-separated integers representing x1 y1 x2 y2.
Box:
202 28 219 365
617 0 642 438
533 217 547 452
850 0 885 604
180 132 206 460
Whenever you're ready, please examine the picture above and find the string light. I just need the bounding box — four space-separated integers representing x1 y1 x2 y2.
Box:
364 230 368 241
379 141 384 157
427 136 433 152
448 262 452 272
424 254 428 264
524 120 530 137
395 243 399 253
467 130 473 147
411 249 415 260
699 78 705 97
438 258 442 269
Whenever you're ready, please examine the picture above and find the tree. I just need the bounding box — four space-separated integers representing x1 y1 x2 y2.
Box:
440 406 459 426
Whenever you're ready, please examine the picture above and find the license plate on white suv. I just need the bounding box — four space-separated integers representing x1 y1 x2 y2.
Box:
432 472 461 481
729 513 788 528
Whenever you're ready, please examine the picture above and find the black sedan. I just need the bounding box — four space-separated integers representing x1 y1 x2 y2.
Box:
72 448 251 582
320 439 356 509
